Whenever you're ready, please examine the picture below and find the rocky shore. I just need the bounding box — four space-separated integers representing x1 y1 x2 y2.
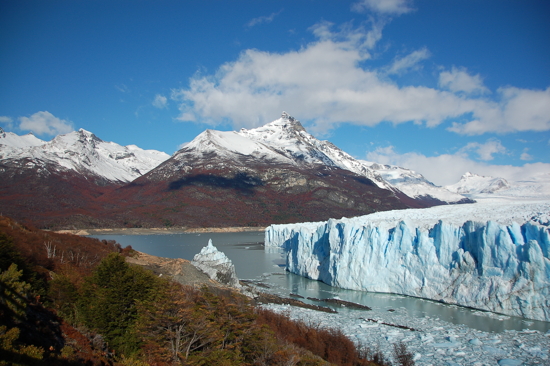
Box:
126 250 338 313
56 226 265 236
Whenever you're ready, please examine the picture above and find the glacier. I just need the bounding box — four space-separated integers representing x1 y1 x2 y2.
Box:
265 201 550 322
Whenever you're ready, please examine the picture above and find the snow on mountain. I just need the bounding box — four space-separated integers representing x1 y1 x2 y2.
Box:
265 200 550 321
0 129 170 183
446 172 510 195
364 162 472 204
173 112 470 206
181 128 294 165
0 127 45 149
238 112 390 189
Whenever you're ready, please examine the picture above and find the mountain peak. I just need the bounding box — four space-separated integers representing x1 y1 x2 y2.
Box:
462 172 480 179
256 112 306 135
77 128 102 142
281 111 294 121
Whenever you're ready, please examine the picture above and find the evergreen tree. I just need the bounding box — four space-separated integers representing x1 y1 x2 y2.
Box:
79 253 159 355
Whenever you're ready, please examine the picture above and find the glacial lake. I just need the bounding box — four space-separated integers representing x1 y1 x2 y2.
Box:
90 231 550 334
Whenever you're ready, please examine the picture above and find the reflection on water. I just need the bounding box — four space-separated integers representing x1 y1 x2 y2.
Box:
90 231 550 334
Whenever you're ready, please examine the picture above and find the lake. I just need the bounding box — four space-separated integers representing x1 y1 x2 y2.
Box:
90 231 550 334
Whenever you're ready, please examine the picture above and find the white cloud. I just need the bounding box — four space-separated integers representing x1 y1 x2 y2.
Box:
386 47 430 75
448 86 550 135
520 148 533 161
439 67 489 95
458 139 506 161
246 10 283 27
152 94 168 109
115 84 129 93
18 111 74 136
352 0 413 15
366 145 550 186
0 116 13 129
173 22 550 136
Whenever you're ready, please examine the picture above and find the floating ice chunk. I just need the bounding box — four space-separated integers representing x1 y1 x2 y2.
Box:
469 338 483 346
497 360 523 366
483 346 507 356
432 341 461 348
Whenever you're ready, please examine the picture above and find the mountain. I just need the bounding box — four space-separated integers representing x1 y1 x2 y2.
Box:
445 172 510 195
0 128 169 183
0 114 471 229
107 113 428 228
0 129 169 228
363 162 474 205
0 127 45 149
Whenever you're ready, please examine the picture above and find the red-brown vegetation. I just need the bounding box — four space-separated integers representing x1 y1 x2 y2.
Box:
1 216 410 365
256 308 379 366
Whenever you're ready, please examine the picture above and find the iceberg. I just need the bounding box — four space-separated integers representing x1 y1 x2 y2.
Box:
265 202 550 321
191 239 241 288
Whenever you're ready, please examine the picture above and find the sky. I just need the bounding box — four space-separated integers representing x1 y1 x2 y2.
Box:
1 0 549 186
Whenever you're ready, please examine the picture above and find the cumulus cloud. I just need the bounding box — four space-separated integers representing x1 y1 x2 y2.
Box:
458 139 506 161
366 145 550 186
448 86 550 135
520 148 533 161
246 10 283 27
0 116 13 129
386 47 430 75
172 21 550 136
18 111 74 136
352 0 413 15
439 67 489 95
152 94 168 109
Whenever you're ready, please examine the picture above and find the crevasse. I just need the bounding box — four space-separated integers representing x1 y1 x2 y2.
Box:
265 216 550 321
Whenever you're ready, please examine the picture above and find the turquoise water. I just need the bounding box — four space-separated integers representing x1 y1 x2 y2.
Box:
90 231 550 334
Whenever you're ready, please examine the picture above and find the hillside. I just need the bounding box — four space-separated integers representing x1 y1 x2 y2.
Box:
0 215 397 365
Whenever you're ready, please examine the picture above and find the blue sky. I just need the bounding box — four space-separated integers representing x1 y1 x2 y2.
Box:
1 0 549 185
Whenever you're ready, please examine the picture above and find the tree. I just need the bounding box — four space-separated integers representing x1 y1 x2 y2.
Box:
79 253 160 355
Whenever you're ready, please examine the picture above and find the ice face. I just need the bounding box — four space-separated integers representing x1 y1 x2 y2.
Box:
265 203 550 322
191 239 241 288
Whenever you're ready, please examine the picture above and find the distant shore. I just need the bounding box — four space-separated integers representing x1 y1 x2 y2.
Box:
55 226 266 236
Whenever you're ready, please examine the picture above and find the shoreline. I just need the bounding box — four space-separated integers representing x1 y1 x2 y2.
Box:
55 226 266 236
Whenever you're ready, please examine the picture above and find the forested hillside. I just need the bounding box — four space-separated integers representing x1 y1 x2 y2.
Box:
0 216 411 365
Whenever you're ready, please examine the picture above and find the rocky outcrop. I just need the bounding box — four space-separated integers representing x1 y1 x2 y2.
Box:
126 251 214 287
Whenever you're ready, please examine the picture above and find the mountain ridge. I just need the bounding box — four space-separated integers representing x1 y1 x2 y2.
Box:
1 113 475 229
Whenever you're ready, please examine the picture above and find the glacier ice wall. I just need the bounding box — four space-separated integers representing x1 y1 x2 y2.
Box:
265 210 550 322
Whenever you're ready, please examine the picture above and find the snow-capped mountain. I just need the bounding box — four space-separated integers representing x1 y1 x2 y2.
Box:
158 112 388 189
0 128 169 183
237 113 390 189
363 162 473 204
0 113 471 229
119 113 421 228
0 127 45 149
446 172 510 195
152 112 468 205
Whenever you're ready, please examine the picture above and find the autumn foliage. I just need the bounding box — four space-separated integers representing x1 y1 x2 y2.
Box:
0 215 410 365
